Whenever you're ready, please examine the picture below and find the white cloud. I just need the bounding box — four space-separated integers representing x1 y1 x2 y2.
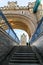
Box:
0 0 3 1
41 0 43 5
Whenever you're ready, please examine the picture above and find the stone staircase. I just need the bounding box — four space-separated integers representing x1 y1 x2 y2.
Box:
9 46 40 65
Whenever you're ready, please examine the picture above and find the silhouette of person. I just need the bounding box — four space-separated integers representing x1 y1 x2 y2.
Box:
27 42 28 46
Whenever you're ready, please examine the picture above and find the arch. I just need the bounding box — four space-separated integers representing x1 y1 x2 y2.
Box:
5 14 37 38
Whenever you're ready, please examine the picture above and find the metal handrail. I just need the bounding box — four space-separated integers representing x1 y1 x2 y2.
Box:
0 27 19 43
31 32 43 44
0 10 20 43
30 17 43 43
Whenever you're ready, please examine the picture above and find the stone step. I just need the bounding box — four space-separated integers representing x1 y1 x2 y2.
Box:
11 57 38 60
9 63 40 65
9 59 39 63
8 46 40 65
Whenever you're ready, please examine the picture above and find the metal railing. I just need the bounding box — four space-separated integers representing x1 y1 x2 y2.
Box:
30 17 43 43
0 10 20 43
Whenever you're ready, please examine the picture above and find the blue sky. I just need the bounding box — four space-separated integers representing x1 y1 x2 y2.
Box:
0 0 43 7
0 0 36 7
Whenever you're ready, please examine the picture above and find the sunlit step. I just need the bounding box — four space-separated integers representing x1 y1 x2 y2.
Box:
9 63 40 65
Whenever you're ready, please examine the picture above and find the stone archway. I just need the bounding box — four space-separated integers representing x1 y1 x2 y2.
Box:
5 14 37 38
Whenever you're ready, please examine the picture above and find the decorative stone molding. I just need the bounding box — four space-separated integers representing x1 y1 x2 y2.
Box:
0 1 42 12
